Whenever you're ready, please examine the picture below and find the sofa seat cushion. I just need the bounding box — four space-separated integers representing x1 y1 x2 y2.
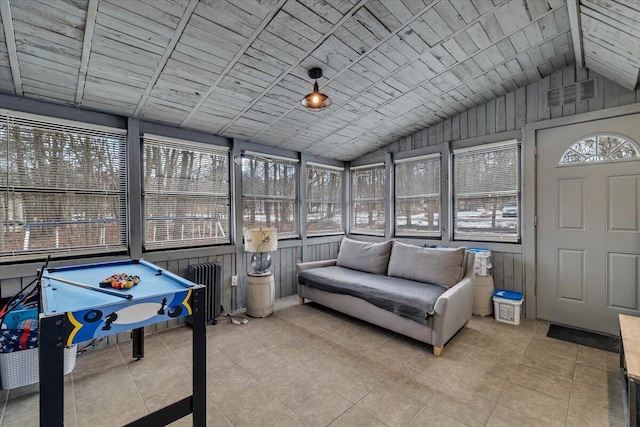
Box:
336 238 393 275
388 242 466 288
298 266 447 325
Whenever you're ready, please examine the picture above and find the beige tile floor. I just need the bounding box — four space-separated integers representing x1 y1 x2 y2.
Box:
0 295 625 426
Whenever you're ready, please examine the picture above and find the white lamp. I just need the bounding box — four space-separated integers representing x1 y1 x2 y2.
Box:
245 227 278 274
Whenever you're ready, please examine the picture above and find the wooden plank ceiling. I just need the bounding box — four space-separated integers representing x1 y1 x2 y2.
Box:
576 0 640 91
0 0 580 160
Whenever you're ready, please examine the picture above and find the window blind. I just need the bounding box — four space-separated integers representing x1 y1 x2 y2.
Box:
453 140 520 242
241 152 298 238
350 163 385 236
0 111 127 259
142 134 230 249
395 153 441 237
306 163 344 236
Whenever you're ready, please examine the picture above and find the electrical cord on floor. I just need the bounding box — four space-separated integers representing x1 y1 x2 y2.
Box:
76 337 105 355
220 306 248 325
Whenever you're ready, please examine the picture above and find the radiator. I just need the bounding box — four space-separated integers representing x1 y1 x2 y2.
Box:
187 262 222 325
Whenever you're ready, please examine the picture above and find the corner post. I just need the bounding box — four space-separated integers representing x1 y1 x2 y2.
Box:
127 118 143 260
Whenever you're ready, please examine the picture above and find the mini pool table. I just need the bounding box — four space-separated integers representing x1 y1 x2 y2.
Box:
38 259 206 426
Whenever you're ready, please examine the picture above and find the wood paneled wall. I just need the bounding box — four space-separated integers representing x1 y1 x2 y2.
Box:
491 251 524 294
0 238 342 327
242 246 301 301
305 241 341 262
152 253 236 315
0 276 36 302
362 65 640 157
0 251 238 345
359 63 640 306
0 242 521 320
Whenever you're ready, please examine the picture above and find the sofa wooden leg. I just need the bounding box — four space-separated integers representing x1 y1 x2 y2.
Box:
433 346 443 357
298 296 305 305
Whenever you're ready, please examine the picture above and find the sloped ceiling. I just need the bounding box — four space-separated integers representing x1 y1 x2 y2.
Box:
573 0 640 91
0 0 578 160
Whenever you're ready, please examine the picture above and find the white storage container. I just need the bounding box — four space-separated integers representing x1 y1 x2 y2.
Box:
492 290 523 325
468 248 492 276
0 344 77 390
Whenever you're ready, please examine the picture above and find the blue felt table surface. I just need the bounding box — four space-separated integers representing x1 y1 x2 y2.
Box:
42 260 195 314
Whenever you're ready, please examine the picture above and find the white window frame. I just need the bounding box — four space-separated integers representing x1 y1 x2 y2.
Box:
142 134 230 250
452 139 521 243
306 162 345 236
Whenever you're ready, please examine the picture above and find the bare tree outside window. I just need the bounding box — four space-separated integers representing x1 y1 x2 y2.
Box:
351 164 385 235
559 134 640 165
453 141 520 242
142 135 230 249
306 163 343 235
242 154 298 238
395 154 440 237
0 113 127 259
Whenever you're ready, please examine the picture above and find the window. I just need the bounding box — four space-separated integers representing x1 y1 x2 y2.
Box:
395 154 441 237
559 134 640 165
453 140 520 242
351 163 385 235
142 134 230 249
242 152 298 238
0 110 127 259
306 162 344 236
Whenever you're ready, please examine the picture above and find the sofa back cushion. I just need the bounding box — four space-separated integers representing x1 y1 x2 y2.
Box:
336 238 394 275
387 242 466 288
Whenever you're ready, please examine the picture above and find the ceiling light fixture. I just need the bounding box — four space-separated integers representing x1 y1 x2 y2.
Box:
301 67 331 109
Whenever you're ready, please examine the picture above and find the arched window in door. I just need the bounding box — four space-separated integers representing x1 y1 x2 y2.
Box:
559 134 640 165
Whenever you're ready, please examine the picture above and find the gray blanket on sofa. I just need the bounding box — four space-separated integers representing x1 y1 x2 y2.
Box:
298 266 447 325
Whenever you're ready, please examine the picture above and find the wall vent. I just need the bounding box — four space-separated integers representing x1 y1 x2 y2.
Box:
579 79 596 99
563 84 577 104
547 88 561 108
545 79 597 109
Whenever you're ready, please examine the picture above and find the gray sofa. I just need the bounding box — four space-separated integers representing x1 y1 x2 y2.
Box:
297 238 475 356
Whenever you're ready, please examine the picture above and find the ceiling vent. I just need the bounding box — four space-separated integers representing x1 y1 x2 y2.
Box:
545 79 597 109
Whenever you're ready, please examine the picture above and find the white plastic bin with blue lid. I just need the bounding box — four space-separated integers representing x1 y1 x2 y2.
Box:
492 290 523 325
467 248 492 276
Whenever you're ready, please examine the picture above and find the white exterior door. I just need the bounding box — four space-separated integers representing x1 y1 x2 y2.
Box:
536 115 640 335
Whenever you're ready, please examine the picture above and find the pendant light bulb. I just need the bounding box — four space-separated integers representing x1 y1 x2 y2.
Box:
301 68 331 109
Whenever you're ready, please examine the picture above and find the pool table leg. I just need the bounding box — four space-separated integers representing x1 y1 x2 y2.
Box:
40 313 66 427
132 327 144 360
192 286 207 426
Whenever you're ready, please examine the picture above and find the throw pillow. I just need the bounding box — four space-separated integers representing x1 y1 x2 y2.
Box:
387 242 466 288
336 237 394 275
